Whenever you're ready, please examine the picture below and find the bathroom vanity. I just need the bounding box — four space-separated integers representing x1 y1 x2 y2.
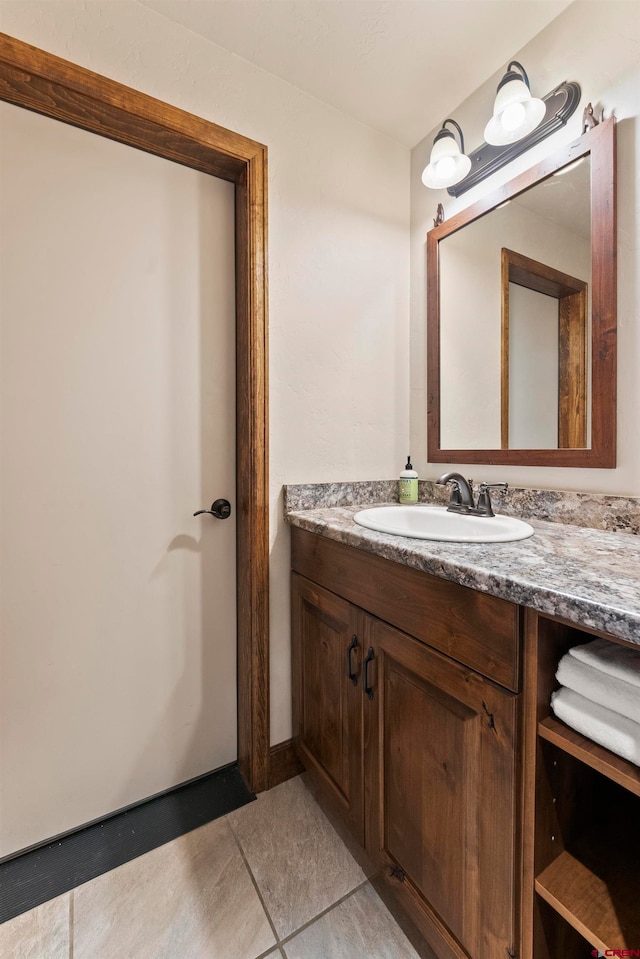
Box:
287 496 640 959
287 111 628 959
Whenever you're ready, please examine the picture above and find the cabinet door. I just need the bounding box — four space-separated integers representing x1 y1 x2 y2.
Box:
291 573 364 843
364 615 519 959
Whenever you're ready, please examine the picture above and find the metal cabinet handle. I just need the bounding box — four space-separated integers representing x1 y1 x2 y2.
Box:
193 498 232 519
363 647 375 700
346 635 358 686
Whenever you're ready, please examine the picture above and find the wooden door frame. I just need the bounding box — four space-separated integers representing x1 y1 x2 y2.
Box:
500 248 588 450
0 33 270 792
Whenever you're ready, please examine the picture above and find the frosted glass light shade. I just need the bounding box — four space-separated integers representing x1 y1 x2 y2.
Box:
484 74 545 146
422 128 471 189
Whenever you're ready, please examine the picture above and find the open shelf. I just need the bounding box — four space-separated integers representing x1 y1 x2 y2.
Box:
535 775 640 954
531 616 640 958
538 716 640 797
535 828 640 951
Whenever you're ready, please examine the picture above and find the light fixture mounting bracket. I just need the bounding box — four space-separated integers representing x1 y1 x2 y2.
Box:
447 80 581 197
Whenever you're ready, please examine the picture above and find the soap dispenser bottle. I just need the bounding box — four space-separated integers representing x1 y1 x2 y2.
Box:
399 456 418 505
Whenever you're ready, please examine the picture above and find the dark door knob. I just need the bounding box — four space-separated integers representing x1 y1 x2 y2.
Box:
193 498 232 519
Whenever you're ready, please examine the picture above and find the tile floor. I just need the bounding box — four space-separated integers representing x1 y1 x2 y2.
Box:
0 775 422 959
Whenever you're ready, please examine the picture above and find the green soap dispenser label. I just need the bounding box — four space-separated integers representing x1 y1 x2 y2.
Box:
399 478 418 504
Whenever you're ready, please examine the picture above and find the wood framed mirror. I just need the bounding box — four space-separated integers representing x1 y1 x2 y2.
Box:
427 117 616 467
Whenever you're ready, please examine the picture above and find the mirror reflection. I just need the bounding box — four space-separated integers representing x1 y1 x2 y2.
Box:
439 157 591 450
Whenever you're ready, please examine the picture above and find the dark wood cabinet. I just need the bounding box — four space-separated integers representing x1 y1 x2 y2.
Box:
291 572 365 844
291 526 638 959
291 528 522 959
364 616 519 959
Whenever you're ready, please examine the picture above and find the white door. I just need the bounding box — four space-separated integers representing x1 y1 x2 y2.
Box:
0 102 237 859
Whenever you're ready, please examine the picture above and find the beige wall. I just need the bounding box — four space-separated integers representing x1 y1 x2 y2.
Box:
411 0 640 495
0 1 410 748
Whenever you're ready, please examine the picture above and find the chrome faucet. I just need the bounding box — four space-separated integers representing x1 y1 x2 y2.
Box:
436 473 508 517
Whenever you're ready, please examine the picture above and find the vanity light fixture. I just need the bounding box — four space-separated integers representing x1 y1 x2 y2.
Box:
484 61 545 146
433 78 582 198
421 119 471 189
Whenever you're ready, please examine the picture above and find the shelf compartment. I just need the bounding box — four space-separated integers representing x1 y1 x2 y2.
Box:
538 716 640 798
535 827 640 952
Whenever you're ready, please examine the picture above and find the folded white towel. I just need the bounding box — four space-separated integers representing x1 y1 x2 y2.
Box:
569 638 640 689
556 653 640 726
551 686 640 767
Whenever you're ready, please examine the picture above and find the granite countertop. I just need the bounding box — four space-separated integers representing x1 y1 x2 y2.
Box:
285 501 640 646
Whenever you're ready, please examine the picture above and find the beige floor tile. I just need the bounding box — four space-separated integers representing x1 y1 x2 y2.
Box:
228 776 366 939
73 817 276 959
282 884 420 959
0 893 70 959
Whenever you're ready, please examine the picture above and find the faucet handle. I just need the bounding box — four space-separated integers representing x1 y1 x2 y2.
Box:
476 482 508 517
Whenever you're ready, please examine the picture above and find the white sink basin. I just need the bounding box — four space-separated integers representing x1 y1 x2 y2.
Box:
353 505 534 543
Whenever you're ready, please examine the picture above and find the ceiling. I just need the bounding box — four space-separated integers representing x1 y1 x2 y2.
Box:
139 0 572 147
